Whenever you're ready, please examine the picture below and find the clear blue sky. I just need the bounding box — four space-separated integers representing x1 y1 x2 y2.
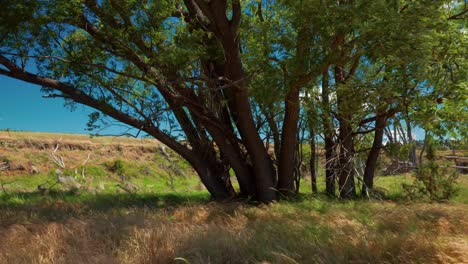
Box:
0 75 102 134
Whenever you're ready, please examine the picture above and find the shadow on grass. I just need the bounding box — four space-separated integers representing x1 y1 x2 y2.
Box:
0 190 210 224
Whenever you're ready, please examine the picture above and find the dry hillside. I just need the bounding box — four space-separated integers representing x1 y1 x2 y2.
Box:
0 131 162 176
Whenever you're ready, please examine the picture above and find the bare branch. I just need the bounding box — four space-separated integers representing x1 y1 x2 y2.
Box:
81 153 91 179
0 161 8 171
50 139 66 169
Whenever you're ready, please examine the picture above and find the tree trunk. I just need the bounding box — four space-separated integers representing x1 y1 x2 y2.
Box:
405 117 417 165
321 67 336 196
337 122 356 199
199 57 257 198
310 132 318 193
260 105 281 159
222 34 277 203
183 0 277 203
277 22 311 197
335 66 355 199
277 83 301 196
190 157 235 200
362 115 386 197
205 124 257 197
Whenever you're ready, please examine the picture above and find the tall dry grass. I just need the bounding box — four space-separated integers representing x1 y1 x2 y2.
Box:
0 201 467 264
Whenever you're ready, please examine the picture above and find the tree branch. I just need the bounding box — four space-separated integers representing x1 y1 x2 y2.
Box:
448 8 468 20
0 54 192 159
230 0 241 32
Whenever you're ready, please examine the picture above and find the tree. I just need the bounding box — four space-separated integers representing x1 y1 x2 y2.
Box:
0 0 465 202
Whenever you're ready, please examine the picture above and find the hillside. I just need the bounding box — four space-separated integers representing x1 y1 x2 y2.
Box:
0 131 202 194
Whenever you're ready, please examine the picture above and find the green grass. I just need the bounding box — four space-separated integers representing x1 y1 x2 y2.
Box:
1 166 467 206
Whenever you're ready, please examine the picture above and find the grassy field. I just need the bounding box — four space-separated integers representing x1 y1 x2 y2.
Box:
1 131 467 263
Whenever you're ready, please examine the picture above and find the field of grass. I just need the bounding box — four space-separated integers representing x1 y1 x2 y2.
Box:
1 131 467 263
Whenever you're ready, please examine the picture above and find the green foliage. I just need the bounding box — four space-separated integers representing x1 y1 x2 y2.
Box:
403 137 459 201
386 142 411 161
110 159 126 175
403 164 459 202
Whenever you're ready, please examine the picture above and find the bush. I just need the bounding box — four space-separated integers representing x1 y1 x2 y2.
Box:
403 163 459 202
110 159 126 175
403 136 459 201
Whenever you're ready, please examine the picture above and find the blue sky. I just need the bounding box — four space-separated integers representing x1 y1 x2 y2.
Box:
0 75 98 134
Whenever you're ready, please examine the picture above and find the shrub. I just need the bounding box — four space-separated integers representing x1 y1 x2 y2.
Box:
403 137 459 202
110 159 126 175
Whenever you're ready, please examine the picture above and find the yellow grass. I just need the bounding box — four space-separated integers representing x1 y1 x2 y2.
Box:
0 130 159 145
0 201 467 264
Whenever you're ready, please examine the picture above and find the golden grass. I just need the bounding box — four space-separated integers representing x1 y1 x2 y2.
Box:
0 131 159 145
0 201 467 264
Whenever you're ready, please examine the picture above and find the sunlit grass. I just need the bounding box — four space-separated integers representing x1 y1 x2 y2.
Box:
1 131 467 263
1 192 467 263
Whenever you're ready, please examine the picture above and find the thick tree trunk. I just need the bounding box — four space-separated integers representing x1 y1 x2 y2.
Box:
205 124 257 197
277 22 312 196
362 115 386 197
166 101 237 200
277 84 301 196
337 122 356 199
199 57 257 198
321 67 336 196
223 35 276 203
335 66 355 199
190 157 235 200
183 0 277 202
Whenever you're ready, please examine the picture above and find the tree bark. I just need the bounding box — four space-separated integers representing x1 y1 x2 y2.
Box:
362 114 386 197
321 67 336 196
179 0 278 202
335 66 356 199
310 132 318 193
222 31 276 203
405 117 417 165
199 56 257 198
277 21 312 196
190 158 235 200
277 83 301 196
337 122 356 199
259 105 281 159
